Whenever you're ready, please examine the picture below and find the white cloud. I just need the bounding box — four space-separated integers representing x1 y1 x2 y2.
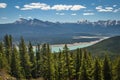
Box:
21 2 50 10
19 2 86 11
51 5 72 10
96 6 113 12
70 5 86 11
98 9 113 12
83 12 94 15
15 6 20 9
0 3 7 8
71 13 77 15
1 17 8 19
56 13 65 15
52 4 85 11
96 6 102 10
105 7 113 10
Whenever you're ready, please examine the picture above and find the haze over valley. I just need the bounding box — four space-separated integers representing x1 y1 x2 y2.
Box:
0 18 120 44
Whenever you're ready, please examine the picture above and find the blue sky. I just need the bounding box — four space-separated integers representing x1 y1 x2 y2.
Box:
0 0 120 23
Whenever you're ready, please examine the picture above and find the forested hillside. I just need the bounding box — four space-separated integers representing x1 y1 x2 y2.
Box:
0 35 120 80
86 36 120 56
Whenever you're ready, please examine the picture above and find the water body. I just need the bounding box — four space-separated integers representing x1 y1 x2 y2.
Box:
51 37 109 52
16 36 109 52
32 37 109 52
51 43 92 52
33 42 94 52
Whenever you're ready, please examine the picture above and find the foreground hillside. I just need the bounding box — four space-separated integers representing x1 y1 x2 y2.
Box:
86 36 120 56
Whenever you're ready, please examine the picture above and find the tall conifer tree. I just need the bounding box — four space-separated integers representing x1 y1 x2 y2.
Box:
11 46 22 78
103 55 112 80
19 37 32 79
0 42 8 70
93 58 102 80
28 42 36 78
114 57 120 80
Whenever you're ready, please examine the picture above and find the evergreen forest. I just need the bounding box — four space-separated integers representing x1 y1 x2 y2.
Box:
0 35 120 80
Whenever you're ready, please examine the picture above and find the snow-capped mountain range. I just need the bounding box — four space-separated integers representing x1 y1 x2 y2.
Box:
13 18 120 27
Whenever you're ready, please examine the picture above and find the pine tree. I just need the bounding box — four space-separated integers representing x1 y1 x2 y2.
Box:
75 48 82 80
28 42 36 66
57 50 65 80
40 44 48 79
93 58 102 80
36 44 41 64
102 55 112 80
69 52 76 79
0 42 8 70
4 35 12 66
63 44 75 79
19 37 32 79
11 46 22 78
80 61 89 80
86 52 94 80
28 42 36 78
63 44 71 79
79 49 92 80
53 53 58 80
35 44 42 77
114 57 120 80
46 44 55 80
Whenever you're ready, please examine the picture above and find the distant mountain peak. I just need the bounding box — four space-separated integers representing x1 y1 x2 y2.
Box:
14 18 39 24
14 18 28 24
14 18 54 27
33 18 40 21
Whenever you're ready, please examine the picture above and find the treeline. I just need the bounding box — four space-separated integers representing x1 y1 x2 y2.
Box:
0 35 120 80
